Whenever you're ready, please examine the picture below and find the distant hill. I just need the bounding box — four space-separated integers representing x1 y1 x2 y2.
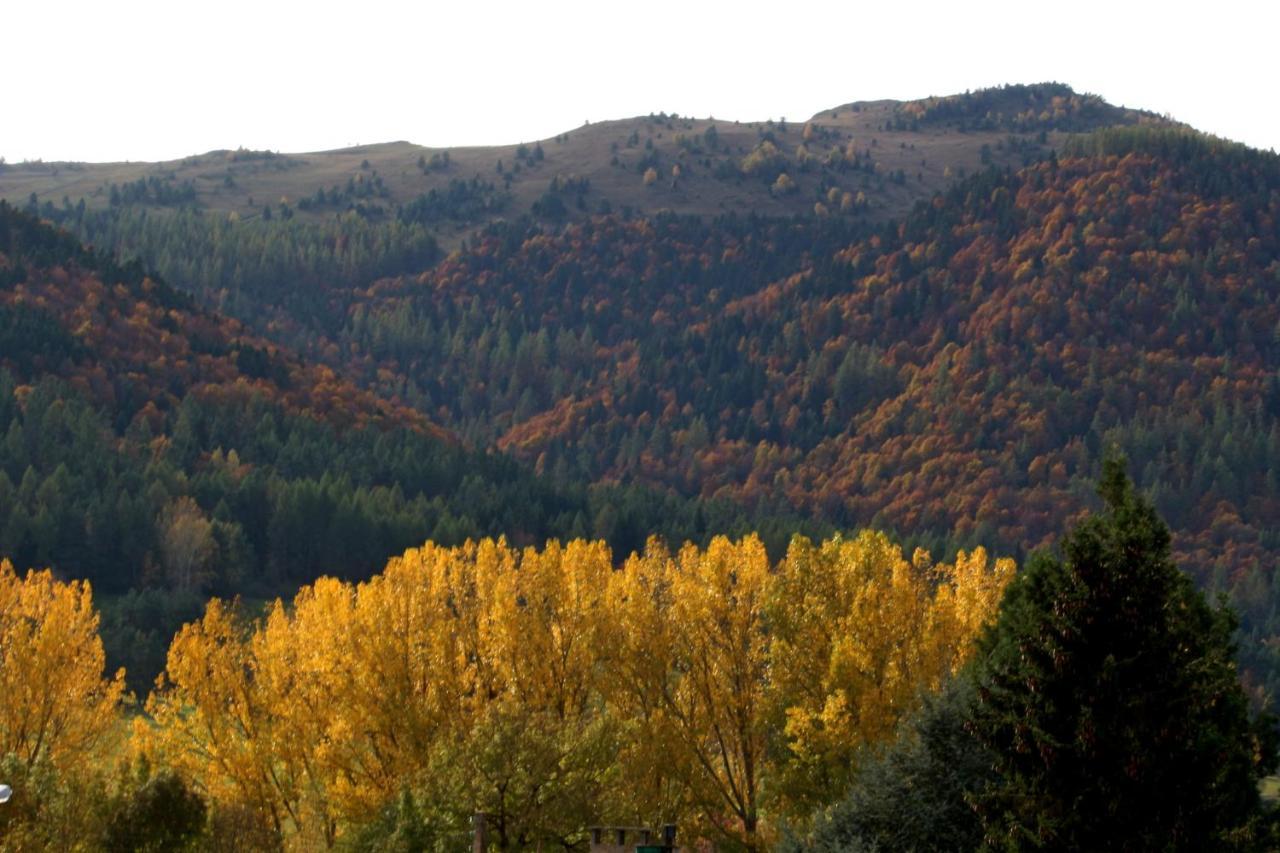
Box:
2 83 1173 243
10 84 1279 697
0 201 441 437
1 84 1176 354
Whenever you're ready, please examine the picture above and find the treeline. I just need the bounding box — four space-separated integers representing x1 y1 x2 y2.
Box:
2 466 1277 850
892 82 1159 133
23 199 441 340
396 177 510 225
0 372 826 693
2 529 1013 849
107 175 198 208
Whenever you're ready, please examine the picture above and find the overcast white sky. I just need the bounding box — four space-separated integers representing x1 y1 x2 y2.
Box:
6 0 1276 163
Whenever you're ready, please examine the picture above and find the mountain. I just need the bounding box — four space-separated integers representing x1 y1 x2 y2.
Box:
0 203 815 690
2 84 1178 375
330 128 1280 564
6 82 1279 697
332 126 1280 694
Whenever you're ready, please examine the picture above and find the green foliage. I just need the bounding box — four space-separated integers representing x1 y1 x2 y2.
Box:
100 588 208 697
969 456 1277 850
0 753 111 850
340 790 462 853
781 679 990 853
106 175 197 208
531 190 568 220
297 171 390 213
0 303 86 373
396 178 509 227
103 768 207 852
789 463 1280 852
35 203 439 335
895 82 1157 134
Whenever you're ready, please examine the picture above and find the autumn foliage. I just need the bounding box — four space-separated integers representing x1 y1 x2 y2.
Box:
307 135 1280 695
0 559 125 775
140 534 1012 849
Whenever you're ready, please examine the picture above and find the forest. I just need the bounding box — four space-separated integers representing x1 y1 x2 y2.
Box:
1 462 1275 850
35 126 1280 699
0 202 829 692
4 88 1280 848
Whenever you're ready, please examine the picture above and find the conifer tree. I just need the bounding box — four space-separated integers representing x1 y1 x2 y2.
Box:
969 456 1277 850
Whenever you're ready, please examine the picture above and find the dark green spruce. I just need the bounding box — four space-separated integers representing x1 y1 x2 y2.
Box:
969 456 1277 850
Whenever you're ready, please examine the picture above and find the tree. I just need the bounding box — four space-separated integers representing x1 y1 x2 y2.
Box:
103 769 208 852
158 496 216 593
142 534 1012 849
765 534 1013 822
606 536 774 851
0 560 126 775
780 678 992 853
969 457 1278 850
143 599 295 845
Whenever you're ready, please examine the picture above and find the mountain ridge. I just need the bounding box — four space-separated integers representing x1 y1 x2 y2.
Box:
3 83 1180 245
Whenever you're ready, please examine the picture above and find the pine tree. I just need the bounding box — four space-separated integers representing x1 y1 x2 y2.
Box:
969 455 1277 850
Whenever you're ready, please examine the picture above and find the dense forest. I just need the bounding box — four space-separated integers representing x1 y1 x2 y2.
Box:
1 464 1275 850
13 126 1280 700
52 126 1275 698
0 203 825 690
4 83 1280 849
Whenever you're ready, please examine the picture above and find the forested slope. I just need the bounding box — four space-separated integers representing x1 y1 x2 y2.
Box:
8 113 1280 699
0 203 823 689
307 129 1280 695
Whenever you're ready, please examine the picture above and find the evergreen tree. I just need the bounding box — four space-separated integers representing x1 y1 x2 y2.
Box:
969 456 1277 850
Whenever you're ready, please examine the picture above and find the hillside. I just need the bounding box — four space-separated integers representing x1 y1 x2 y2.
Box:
311 129 1280 696
6 84 1277 696
3 84 1172 243
0 203 817 689
0 201 440 437
0 85 1177 364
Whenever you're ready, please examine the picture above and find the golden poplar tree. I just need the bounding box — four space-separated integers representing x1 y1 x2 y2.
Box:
607 536 774 851
449 538 622 848
142 533 1013 849
764 533 1015 820
143 598 321 845
0 559 125 775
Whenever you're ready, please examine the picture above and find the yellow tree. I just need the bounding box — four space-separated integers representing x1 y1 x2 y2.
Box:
448 538 622 849
144 538 627 850
317 543 474 821
608 536 774 851
0 559 125 775
140 532 1013 849
249 582 353 848
157 496 216 594
764 533 1014 821
143 598 315 845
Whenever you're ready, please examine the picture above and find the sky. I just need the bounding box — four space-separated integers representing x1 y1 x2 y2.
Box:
6 0 1277 163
